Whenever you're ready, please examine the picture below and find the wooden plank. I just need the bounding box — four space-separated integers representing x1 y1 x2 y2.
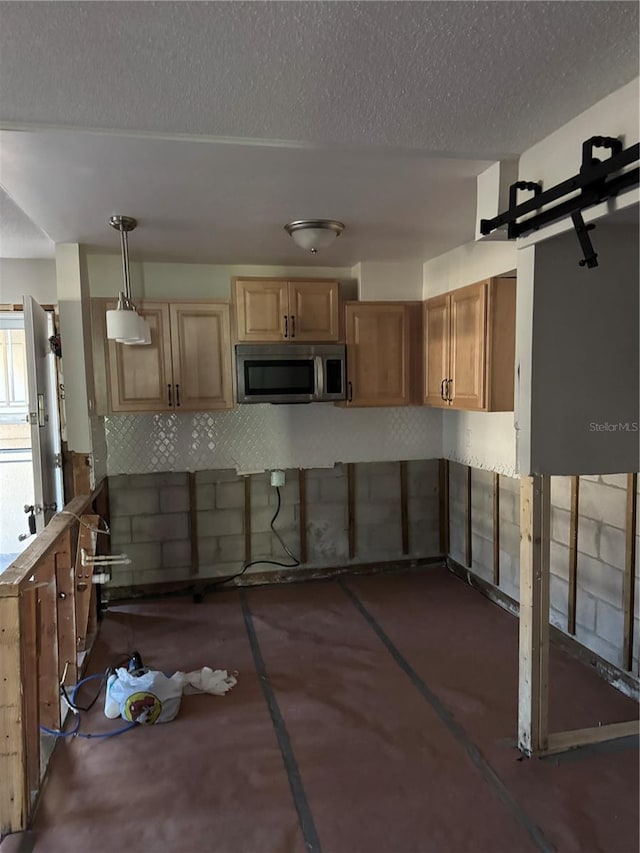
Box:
400 461 409 555
465 465 472 567
493 472 500 585
71 452 92 498
567 476 580 635
55 527 78 684
189 472 199 575
298 470 308 565
37 556 60 731
74 516 98 656
623 472 638 670
518 475 551 756
545 720 639 756
438 459 450 555
347 464 356 560
20 588 40 809
244 476 252 564
0 595 27 834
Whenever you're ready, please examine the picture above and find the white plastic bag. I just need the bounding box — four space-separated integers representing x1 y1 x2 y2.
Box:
108 668 183 724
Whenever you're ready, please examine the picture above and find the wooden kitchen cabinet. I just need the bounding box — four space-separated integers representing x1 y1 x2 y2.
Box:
344 302 422 407
92 300 233 413
424 277 516 411
233 278 340 342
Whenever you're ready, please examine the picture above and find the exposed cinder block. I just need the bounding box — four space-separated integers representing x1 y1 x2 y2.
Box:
599 523 626 570
551 507 570 546
108 474 130 492
250 478 271 507
109 516 131 546
362 461 399 478
196 483 215 511
471 533 492 575
119 542 161 571
197 508 244 537
111 488 159 517
576 554 624 607
600 473 629 489
499 475 520 495
550 574 568 613
162 540 192 569
500 519 520 559
217 535 246 563
319 476 347 504
306 465 343 479
576 516 599 559
471 503 493 539
596 599 624 648
575 626 621 668
135 565 193 585
197 536 217 565
550 541 570 581
159 485 190 514
307 517 349 565
550 477 572 512
576 590 597 631
499 489 519 525
357 522 402 558
251 504 295 533
579 479 626 529
407 459 439 498
128 473 186 488
549 607 565 631
250 532 273 561
357 502 401 525
196 469 239 484
368 473 401 503
132 513 189 543
216 481 246 509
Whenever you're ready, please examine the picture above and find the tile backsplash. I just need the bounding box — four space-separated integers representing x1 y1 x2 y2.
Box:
103 404 442 475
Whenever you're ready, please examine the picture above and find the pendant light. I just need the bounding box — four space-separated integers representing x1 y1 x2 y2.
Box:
284 219 345 254
105 215 151 345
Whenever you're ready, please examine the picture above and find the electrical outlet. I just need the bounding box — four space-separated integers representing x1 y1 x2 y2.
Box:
465 429 472 447
270 470 285 488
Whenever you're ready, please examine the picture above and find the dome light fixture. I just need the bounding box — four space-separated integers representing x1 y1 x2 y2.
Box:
284 219 345 254
105 215 151 345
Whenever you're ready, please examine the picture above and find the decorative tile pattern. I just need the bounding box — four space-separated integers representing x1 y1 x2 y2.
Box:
103 405 443 475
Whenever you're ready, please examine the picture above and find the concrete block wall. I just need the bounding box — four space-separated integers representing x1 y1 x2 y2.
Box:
448 462 639 675
108 459 441 591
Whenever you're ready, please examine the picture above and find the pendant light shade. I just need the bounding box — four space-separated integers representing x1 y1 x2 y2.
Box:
284 219 345 254
106 215 150 345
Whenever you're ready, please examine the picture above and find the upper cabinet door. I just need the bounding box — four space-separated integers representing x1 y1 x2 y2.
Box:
424 295 450 407
288 280 340 342
345 303 410 406
449 282 487 410
107 302 173 412
169 303 233 411
234 279 288 341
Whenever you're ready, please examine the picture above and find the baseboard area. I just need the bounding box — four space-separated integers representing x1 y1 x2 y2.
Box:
446 557 639 702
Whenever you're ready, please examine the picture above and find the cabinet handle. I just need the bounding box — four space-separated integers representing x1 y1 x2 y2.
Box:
284 315 288 338
447 379 453 402
290 315 296 338
348 381 353 403
168 384 173 407
440 379 446 401
176 384 181 407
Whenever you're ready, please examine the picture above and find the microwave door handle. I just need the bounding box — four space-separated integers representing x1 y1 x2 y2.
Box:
315 356 324 399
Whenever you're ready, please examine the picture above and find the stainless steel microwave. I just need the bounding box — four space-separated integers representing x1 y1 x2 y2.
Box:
235 344 346 404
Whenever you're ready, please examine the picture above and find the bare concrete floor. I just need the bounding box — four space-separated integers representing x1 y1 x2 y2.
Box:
23 567 640 852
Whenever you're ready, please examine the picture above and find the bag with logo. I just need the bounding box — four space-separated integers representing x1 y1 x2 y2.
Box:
107 668 183 724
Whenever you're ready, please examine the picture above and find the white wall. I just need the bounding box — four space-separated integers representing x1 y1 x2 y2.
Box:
355 261 423 301
528 220 639 475
423 241 517 298
0 259 57 304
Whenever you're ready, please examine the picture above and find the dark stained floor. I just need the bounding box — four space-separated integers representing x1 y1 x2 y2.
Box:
25 567 640 853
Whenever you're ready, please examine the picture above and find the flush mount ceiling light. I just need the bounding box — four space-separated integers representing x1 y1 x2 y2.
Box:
284 219 345 254
105 215 151 345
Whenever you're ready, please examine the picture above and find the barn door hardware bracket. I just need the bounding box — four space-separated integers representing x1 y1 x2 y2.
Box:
479 135 639 268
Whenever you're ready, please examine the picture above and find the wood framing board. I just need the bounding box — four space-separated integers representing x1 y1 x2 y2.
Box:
438 459 450 555
544 720 639 756
623 472 638 670
74 517 98 656
518 475 551 756
347 463 356 560
465 465 472 566
189 472 199 575
493 472 500 585
244 476 252 564
55 527 78 684
0 595 26 834
567 476 579 635
400 461 409 555
298 470 308 565
20 588 40 808
37 556 60 731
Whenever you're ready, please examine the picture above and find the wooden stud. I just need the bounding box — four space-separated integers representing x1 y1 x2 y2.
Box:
56 527 78 684
37 556 60 731
244 476 252 564
298 470 308 565
0 595 26 834
567 476 580 635
347 463 356 560
545 720 639 756
623 472 638 671
438 459 450 555
400 461 409 555
518 475 551 756
493 472 500 585
73 516 98 656
465 465 472 567
20 588 40 808
189 473 199 575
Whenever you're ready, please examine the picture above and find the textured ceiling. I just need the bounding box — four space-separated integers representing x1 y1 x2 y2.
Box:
0 1 638 261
